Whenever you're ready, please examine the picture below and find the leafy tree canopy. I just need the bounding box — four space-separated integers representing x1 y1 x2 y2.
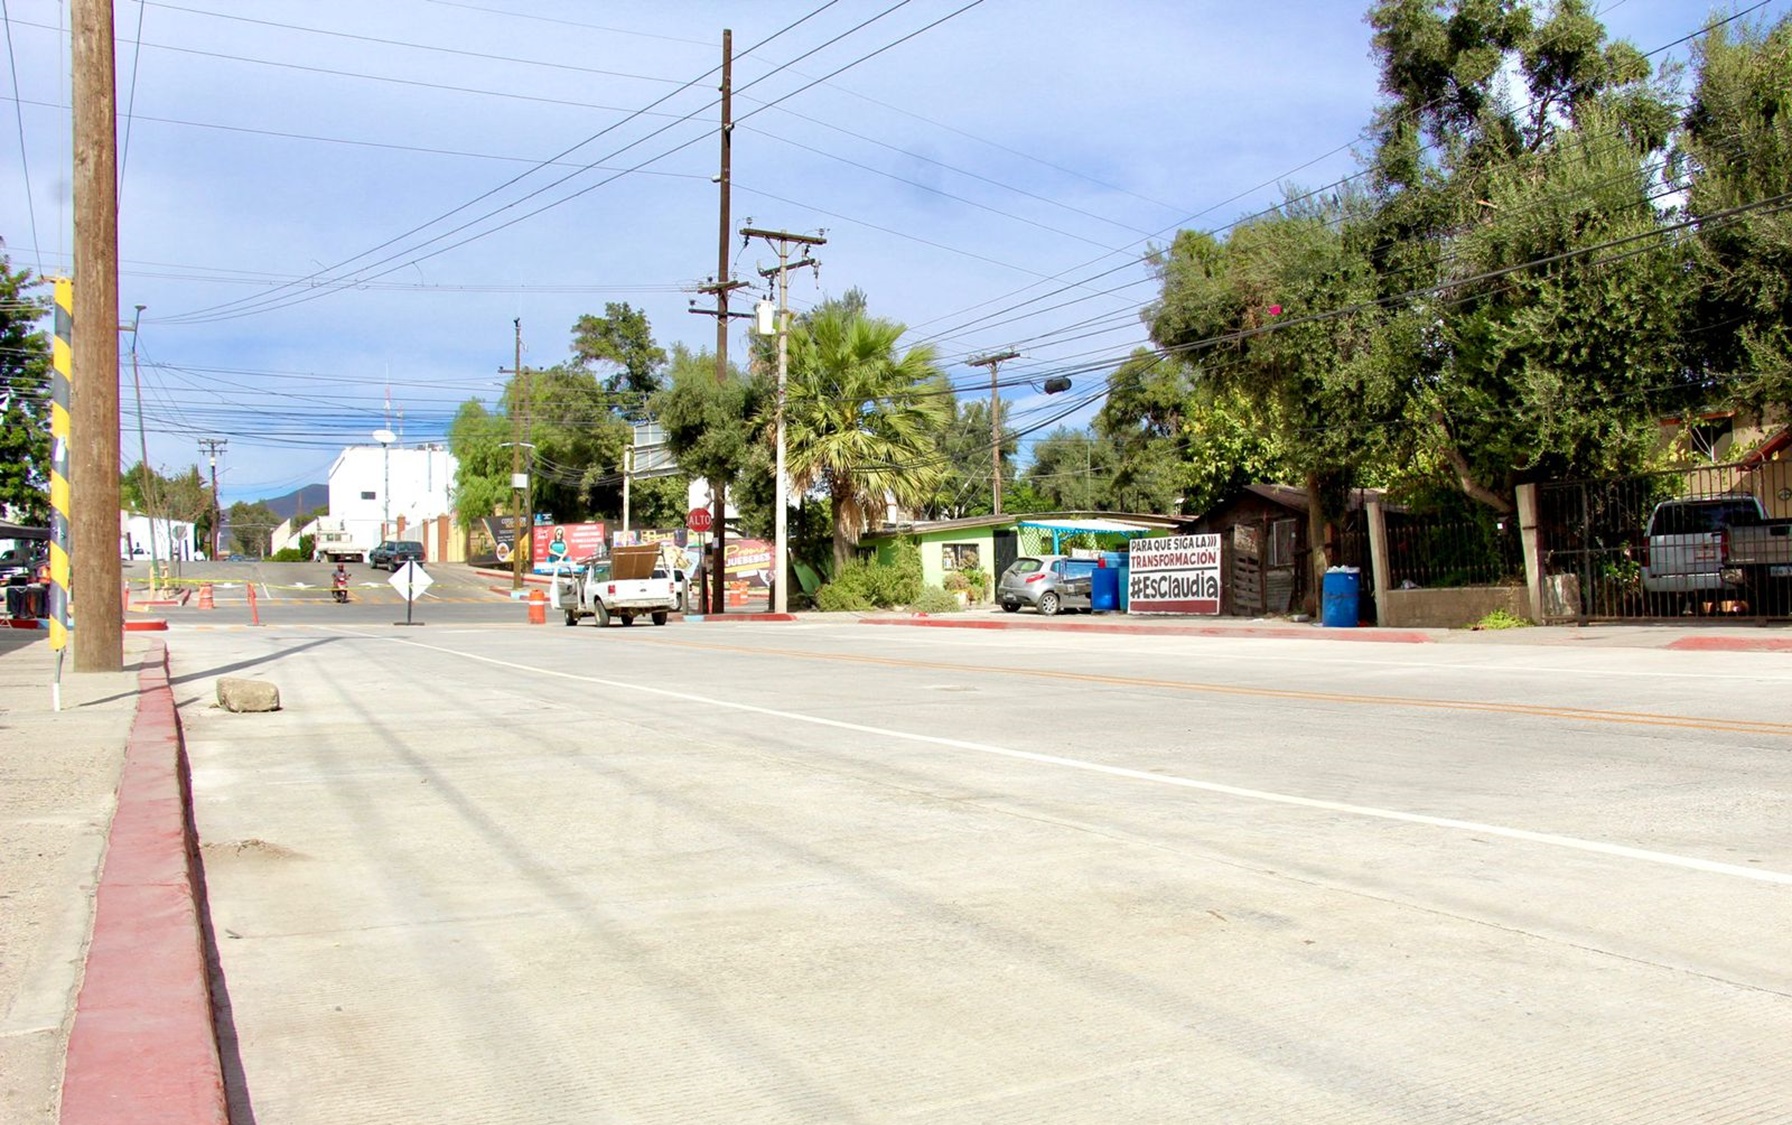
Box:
0 254 50 523
783 300 950 572
571 302 668 399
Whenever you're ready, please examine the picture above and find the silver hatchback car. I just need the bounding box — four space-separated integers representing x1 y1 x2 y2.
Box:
996 555 1097 615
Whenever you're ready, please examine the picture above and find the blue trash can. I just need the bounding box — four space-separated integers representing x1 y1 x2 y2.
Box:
1090 565 1120 612
1321 567 1360 628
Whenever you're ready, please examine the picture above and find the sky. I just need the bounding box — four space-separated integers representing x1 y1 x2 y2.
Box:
0 0 1721 506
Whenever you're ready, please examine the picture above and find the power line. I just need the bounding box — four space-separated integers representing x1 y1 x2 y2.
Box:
154 0 901 326
0 0 42 276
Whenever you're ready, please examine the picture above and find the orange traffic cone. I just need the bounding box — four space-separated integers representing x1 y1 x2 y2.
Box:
198 583 215 610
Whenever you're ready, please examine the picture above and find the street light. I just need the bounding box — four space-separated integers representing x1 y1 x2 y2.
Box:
373 429 396 541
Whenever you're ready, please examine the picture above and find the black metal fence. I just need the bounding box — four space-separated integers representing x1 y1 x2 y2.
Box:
1383 515 1524 589
1536 463 1785 621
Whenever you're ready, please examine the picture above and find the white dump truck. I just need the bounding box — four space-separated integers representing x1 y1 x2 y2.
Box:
550 544 680 627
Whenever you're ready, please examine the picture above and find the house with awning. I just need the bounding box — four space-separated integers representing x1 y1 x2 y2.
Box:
859 511 1185 600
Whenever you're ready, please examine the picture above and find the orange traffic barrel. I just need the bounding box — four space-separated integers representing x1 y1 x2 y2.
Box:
527 587 546 625
198 583 215 610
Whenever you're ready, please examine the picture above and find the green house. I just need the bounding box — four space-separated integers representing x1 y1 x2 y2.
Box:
859 512 1184 601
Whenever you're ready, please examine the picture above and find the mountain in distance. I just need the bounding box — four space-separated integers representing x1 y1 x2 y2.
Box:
257 483 329 522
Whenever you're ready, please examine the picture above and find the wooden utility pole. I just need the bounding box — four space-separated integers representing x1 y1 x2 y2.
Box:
501 319 526 590
126 306 160 590
743 227 824 615
968 350 1019 516
71 0 122 672
198 438 226 559
689 29 750 613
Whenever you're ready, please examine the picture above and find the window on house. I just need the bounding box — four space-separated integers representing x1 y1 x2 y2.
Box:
942 543 980 571
1268 519 1298 567
361 491 377 500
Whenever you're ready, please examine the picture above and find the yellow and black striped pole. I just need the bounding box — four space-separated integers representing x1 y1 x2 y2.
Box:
49 277 73 707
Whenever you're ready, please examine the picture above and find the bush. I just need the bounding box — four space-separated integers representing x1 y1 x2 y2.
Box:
910 585 961 614
815 581 873 612
270 547 305 562
814 537 922 611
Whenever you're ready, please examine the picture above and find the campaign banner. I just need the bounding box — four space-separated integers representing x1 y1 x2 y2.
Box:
532 522 607 572
1128 533 1222 615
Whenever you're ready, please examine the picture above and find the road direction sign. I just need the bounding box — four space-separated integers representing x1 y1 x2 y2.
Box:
388 561 433 601
389 562 432 626
687 507 713 533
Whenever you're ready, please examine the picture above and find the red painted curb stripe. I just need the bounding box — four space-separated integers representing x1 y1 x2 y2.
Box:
1665 636 1792 653
60 642 228 1125
859 616 1434 643
685 613 796 623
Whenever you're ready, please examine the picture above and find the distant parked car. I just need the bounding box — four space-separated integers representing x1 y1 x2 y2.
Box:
996 555 1097 615
368 540 425 570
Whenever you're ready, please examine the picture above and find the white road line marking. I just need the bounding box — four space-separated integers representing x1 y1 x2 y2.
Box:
367 632 1792 887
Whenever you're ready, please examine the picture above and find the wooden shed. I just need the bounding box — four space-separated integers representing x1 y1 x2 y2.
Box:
1185 485 1381 617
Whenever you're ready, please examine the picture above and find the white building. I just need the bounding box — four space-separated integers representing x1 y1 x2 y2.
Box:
326 443 457 553
270 515 323 556
120 512 198 561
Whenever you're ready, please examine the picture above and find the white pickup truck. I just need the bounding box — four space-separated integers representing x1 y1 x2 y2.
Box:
550 544 680 628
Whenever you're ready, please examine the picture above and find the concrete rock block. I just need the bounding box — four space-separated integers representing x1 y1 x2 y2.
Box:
217 677 281 713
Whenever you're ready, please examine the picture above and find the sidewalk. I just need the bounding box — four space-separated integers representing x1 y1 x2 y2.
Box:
854 604 1792 651
0 634 142 1123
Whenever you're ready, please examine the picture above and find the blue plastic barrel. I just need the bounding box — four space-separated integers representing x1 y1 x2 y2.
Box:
1090 566 1120 612
1321 567 1360 628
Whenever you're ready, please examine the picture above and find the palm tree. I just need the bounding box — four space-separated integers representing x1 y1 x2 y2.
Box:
782 305 950 574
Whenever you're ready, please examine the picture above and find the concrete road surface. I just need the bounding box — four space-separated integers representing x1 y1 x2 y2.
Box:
176 619 1792 1123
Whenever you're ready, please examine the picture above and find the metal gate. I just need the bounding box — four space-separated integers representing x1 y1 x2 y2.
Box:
1536 461 1792 622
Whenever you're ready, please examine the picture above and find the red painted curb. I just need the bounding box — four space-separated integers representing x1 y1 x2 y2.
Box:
1665 636 1792 653
124 619 169 631
684 612 796 623
60 642 228 1125
859 616 1434 643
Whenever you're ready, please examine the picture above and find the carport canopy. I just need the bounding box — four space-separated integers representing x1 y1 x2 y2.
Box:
1018 518 1168 554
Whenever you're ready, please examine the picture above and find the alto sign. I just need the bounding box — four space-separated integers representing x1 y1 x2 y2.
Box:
1127 534 1222 615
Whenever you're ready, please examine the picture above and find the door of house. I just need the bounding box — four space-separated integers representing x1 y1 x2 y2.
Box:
1231 522 1264 614
993 528 1018 577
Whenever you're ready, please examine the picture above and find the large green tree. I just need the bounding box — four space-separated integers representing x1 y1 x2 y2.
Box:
0 255 50 523
121 461 216 549
1682 12 1792 412
224 500 280 556
1147 190 1390 590
924 396 1017 520
1022 426 1118 510
783 303 951 572
651 344 767 516
1363 0 1685 505
572 302 668 399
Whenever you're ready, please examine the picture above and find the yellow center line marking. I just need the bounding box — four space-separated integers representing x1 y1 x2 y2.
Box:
644 636 1792 738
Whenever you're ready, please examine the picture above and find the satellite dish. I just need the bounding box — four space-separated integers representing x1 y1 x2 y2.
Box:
372 429 397 445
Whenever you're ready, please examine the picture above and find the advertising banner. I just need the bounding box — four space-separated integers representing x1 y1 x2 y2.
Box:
724 538 773 606
532 522 607 572
611 527 689 550
471 515 526 568
1128 534 1222 615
